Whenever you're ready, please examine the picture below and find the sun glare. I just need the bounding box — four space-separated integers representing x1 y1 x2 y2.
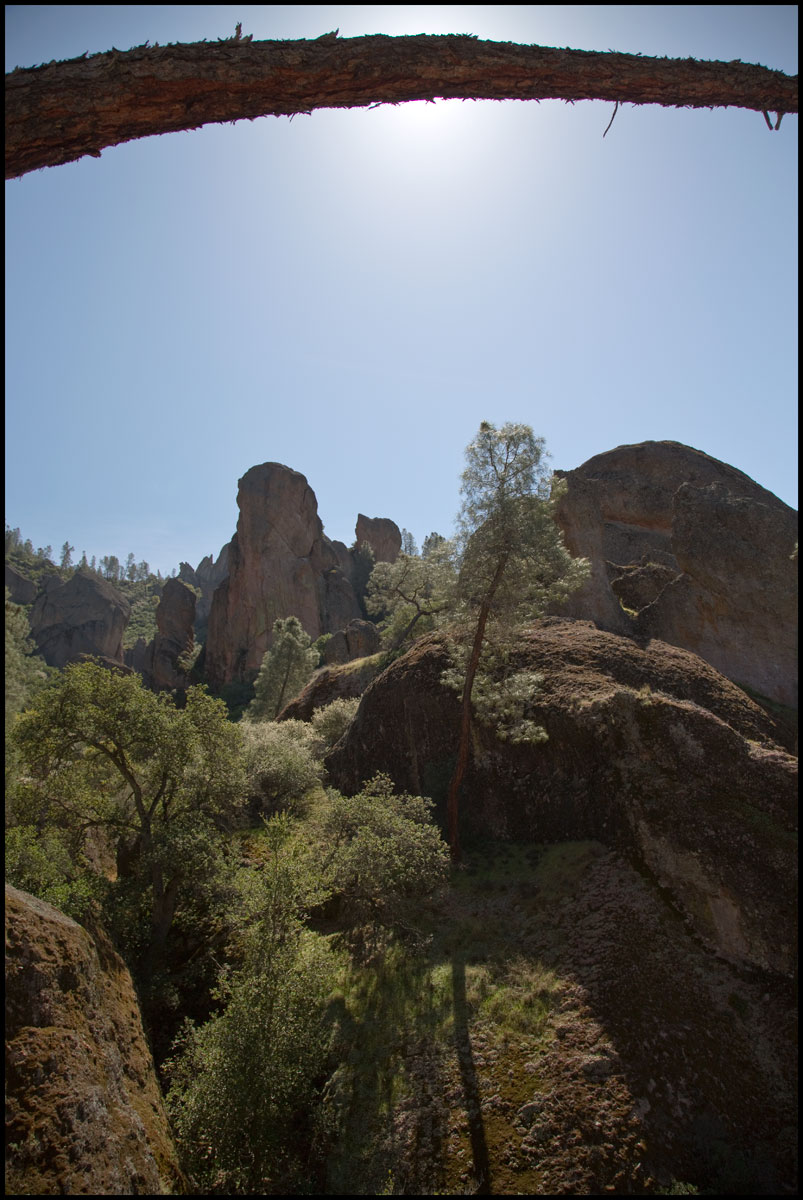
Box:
368 96 478 147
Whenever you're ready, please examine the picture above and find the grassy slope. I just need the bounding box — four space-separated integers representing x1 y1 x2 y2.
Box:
323 841 796 1196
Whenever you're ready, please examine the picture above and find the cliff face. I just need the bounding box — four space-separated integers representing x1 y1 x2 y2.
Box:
554 441 797 707
203 463 402 690
5 885 183 1195
326 621 797 978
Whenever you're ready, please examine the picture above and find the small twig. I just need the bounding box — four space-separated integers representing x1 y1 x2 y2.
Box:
603 100 619 138
775 111 784 130
762 109 774 130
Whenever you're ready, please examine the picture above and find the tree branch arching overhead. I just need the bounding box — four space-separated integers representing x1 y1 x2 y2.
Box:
6 31 798 180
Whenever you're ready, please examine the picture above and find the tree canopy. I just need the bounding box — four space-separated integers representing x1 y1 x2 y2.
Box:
365 536 456 652
9 661 245 972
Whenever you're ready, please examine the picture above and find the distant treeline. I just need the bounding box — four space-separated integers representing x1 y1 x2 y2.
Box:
5 524 177 584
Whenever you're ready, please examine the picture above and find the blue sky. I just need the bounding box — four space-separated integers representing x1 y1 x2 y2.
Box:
5 5 798 575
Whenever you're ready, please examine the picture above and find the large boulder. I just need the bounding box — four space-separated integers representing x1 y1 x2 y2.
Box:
204 463 363 689
28 570 130 667
5 885 183 1195
553 441 797 707
355 513 402 564
636 481 798 707
280 654 385 721
326 621 796 977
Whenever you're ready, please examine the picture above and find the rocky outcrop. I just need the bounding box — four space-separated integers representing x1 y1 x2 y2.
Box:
280 654 386 722
180 542 230 629
146 576 197 691
204 464 365 689
5 885 183 1195
322 618 382 665
28 570 130 667
326 620 796 977
5 563 38 605
553 441 797 707
355 514 402 564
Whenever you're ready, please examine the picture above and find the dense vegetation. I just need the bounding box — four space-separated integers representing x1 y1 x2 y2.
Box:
5 657 450 1189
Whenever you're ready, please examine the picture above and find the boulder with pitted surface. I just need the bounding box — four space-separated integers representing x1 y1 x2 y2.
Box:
5 885 183 1195
553 441 797 707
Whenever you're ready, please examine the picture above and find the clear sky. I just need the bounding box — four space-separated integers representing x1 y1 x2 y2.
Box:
5 5 798 575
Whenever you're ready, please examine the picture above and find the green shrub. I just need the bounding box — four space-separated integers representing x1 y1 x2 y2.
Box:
314 773 449 932
311 632 332 666
5 824 104 921
241 719 322 816
310 697 360 751
8 663 246 998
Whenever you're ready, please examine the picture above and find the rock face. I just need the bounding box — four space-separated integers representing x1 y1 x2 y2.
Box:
636 481 798 707
355 513 402 564
322 618 383 665
146 576 197 691
28 570 130 667
5 885 183 1195
553 441 798 708
327 620 796 977
204 463 365 689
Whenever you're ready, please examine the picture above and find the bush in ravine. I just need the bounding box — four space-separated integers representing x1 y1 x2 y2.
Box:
4 823 104 922
165 817 340 1194
166 778 448 1192
240 719 322 816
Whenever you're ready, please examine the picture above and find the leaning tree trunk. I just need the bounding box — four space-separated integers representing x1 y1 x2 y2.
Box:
446 552 509 863
6 32 797 179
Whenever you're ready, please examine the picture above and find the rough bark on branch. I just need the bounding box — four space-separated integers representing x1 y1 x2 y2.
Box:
6 32 798 179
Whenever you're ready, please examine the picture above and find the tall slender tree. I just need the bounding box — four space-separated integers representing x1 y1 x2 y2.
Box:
445 422 589 862
245 617 319 722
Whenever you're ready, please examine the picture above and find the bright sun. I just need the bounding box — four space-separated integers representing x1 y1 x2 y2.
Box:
364 96 482 156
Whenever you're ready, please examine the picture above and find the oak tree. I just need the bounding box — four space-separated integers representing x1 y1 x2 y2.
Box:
9 661 245 972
